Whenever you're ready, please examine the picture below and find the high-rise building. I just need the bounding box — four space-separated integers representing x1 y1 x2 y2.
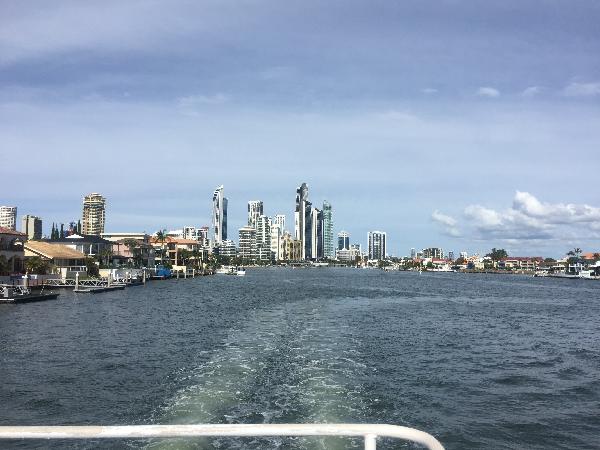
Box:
218 239 237 258
423 247 444 259
198 226 209 247
274 214 286 233
410 248 416 259
337 231 350 250
212 185 228 244
0 206 17 230
322 201 334 259
311 208 324 260
294 183 312 260
448 251 455 260
238 226 257 261
256 216 270 246
183 226 197 240
368 231 387 260
82 193 106 236
22 215 42 239
270 222 282 261
247 201 264 229
256 215 272 262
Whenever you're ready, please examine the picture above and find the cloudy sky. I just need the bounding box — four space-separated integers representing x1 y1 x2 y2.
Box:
1 0 599 257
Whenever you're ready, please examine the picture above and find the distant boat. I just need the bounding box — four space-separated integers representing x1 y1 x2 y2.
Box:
215 267 231 275
236 267 246 276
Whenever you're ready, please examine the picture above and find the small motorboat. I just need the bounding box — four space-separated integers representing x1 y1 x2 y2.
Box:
0 285 59 304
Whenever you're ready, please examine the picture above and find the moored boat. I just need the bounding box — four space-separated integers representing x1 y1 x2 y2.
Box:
0 285 59 304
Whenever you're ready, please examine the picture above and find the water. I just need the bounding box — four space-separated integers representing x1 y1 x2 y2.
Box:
1 269 599 449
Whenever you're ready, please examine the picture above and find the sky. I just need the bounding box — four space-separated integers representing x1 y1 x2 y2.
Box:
1 0 599 258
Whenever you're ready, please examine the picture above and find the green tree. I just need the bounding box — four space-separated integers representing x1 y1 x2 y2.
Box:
0 255 9 275
566 248 583 264
486 248 508 261
123 239 140 267
97 247 113 268
25 256 49 275
191 249 202 269
178 248 191 267
85 258 99 277
155 229 168 266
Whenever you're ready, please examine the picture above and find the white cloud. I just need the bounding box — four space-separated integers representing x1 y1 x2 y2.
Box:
460 191 600 243
521 86 542 97
563 82 600 97
421 88 438 95
513 191 600 224
432 210 461 237
464 205 503 228
432 210 457 227
476 87 500 98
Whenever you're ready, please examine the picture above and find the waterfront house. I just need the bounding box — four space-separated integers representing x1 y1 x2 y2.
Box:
0 227 26 274
101 233 156 268
150 236 203 268
44 234 113 259
24 241 87 277
498 257 543 271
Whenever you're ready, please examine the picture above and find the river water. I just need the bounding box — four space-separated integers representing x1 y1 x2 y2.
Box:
1 268 599 449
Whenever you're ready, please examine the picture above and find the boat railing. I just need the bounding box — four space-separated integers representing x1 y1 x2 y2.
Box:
0 284 31 296
0 423 444 449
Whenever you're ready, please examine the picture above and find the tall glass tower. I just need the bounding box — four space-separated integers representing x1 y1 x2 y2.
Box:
322 201 334 259
212 185 228 244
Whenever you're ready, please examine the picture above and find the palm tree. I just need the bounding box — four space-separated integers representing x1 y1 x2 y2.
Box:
155 229 168 266
567 247 583 259
191 248 201 270
123 238 140 267
97 247 114 268
178 249 191 267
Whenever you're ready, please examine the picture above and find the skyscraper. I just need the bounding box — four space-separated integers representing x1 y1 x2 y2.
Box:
238 226 257 261
270 221 282 261
212 185 228 244
0 206 17 230
22 215 42 239
312 208 324 260
256 215 272 262
368 231 387 260
247 201 264 228
274 214 286 232
322 201 334 259
294 183 312 259
82 193 106 236
338 231 350 250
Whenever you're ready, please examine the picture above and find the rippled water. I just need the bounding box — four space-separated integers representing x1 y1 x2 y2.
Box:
1 269 599 449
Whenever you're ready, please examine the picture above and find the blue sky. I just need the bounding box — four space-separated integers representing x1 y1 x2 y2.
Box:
1 0 599 257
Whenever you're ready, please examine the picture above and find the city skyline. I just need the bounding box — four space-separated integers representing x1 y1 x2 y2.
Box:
2 1 599 256
4 179 600 258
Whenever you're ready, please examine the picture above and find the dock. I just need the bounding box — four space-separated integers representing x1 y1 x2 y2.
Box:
74 284 126 294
